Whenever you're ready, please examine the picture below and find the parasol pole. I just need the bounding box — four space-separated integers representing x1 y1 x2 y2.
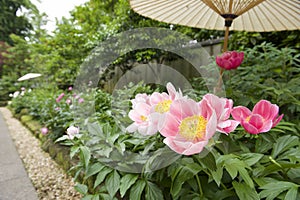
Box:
214 0 238 94
223 26 230 52
215 12 237 95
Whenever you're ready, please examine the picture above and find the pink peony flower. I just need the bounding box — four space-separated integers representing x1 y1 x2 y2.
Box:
131 93 150 107
126 102 158 135
41 127 48 135
231 100 283 134
78 98 84 103
56 93 65 103
216 51 244 70
158 98 217 155
200 94 239 134
126 83 183 136
67 126 80 140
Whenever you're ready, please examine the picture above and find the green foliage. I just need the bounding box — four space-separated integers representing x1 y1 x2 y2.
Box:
51 88 299 200
9 68 300 199
229 30 300 50
223 42 300 122
0 0 38 45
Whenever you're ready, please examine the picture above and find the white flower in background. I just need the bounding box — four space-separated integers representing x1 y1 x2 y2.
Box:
13 91 20 98
66 126 80 140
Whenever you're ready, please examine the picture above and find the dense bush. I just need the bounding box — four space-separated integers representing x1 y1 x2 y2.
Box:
9 43 300 200
224 43 300 122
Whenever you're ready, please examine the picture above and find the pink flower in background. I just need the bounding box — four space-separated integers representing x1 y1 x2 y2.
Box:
216 51 244 70
55 107 60 111
68 86 73 91
66 99 72 104
158 98 217 155
67 126 80 140
41 127 48 135
231 100 283 134
21 87 26 91
200 94 239 134
56 93 65 103
78 98 84 103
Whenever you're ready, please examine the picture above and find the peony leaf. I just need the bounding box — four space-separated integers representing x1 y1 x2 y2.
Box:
74 183 88 195
130 179 146 200
240 153 264 167
84 163 104 180
222 155 254 187
93 167 113 189
145 181 164 200
232 181 259 200
195 151 217 170
144 146 181 172
80 146 91 169
271 135 299 158
171 163 202 197
105 170 120 198
87 122 104 138
120 174 139 198
285 186 298 200
259 181 298 200
211 166 223 186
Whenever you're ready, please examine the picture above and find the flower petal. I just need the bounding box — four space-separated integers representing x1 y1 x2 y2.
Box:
241 121 259 134
205 110 217 140
166 82 176 100
170 98 199 120
272 114 284 127
231 106 252 122
158 113 180 137
253 100 272 118
149 92 165 105
182 141 208 155
126 123 138 133
248 114 264 130
217 120 239 134
163 137 208 155
259 120 273 133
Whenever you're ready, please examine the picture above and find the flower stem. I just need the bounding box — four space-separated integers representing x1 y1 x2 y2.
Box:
196 174 203 197
269 156 289 179
214 68 224 95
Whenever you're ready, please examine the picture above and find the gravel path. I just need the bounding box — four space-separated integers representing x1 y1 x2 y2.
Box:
0 107 82 200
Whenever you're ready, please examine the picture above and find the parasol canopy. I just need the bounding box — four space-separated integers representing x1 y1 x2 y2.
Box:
130 0 300 51
129 0 300 93
17 73 42 81
130 0 300 32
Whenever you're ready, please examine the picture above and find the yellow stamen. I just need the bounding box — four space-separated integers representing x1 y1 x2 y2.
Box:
140 115 147 121
155 100 172 113
245 116 251 122
179 115 207 141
